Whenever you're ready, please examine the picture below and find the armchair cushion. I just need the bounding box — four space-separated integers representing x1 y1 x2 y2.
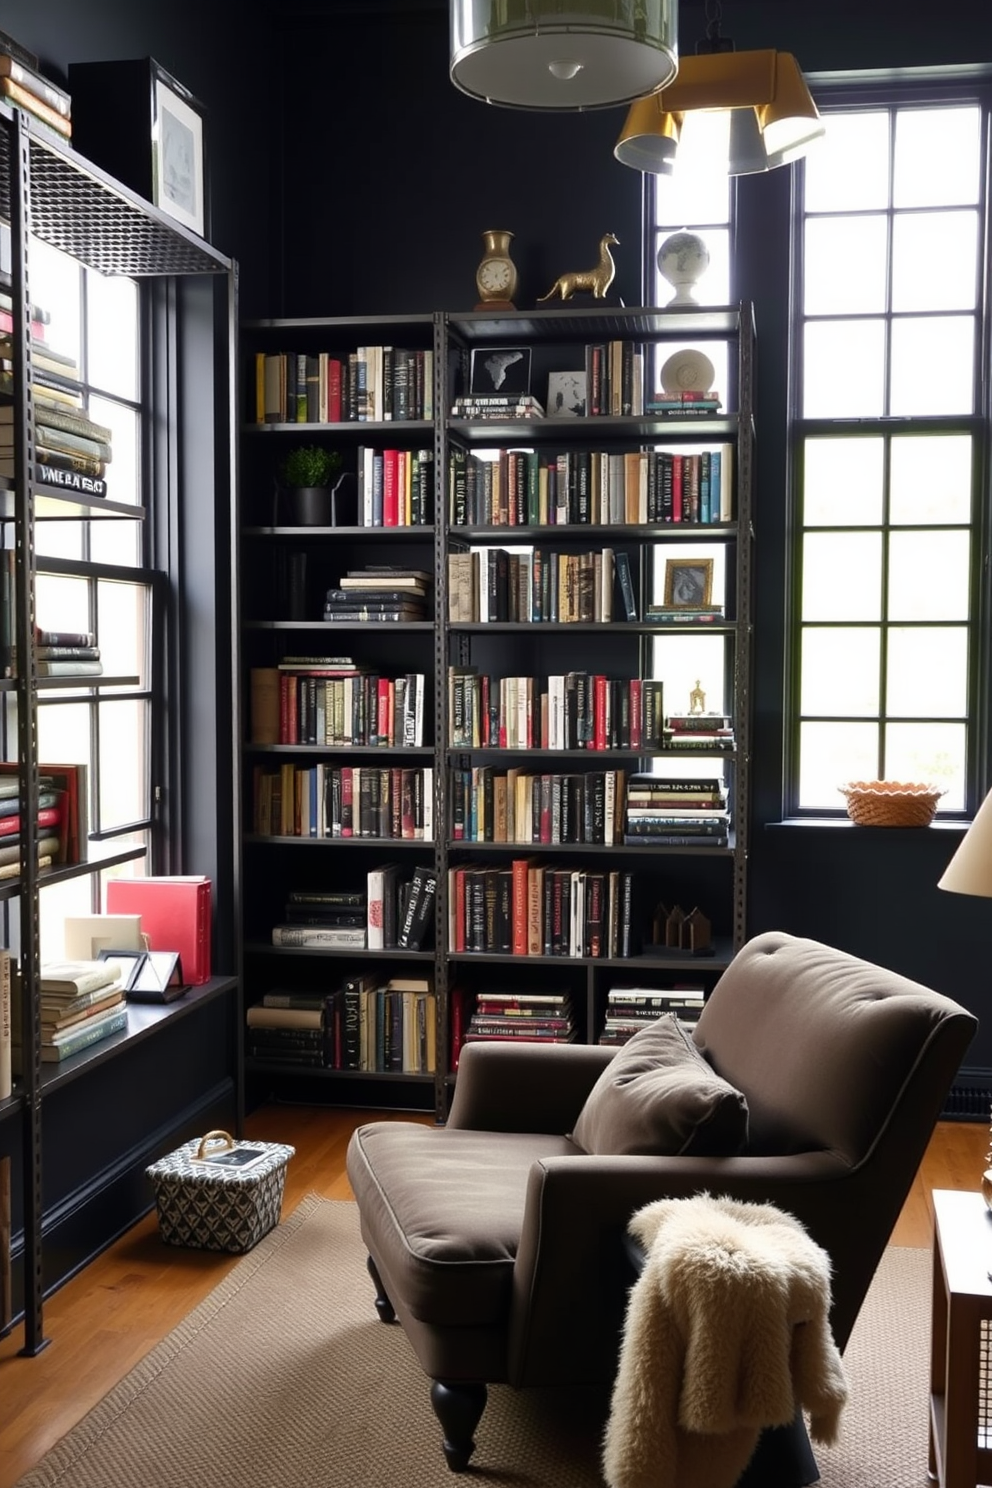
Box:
571 1014 749 1157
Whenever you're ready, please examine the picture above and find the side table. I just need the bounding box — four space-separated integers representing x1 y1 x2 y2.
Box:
929 1188 992 1488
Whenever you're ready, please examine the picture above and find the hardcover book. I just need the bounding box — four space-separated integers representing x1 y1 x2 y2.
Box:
106 875 212 985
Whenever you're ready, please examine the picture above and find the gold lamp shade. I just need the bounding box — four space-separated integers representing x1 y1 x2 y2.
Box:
615 48 825 174
450 0 679 111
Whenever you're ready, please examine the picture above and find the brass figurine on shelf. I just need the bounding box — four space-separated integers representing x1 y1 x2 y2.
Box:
689 680 706 715
537 232 618 302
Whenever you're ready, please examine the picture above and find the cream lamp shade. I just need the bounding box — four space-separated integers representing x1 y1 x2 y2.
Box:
449 0 679 110
938 790 992 898
615 48 824 174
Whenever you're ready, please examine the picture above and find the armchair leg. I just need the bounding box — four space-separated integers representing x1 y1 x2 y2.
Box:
429 1379 487 1471
365 1255 396 1323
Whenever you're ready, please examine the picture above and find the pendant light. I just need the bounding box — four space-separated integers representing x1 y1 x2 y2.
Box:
615 3 824 174
449 0 679 111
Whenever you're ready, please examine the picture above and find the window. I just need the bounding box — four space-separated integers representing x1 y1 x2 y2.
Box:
789 88 989 815
21 236 157 962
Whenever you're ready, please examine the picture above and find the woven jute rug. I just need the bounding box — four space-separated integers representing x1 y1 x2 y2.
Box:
15 1195 934 1488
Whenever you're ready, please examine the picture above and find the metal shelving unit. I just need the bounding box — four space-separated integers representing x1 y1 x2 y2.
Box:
0 102 237 1353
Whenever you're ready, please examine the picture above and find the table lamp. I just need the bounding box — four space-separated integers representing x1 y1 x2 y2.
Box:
938 788 992 1208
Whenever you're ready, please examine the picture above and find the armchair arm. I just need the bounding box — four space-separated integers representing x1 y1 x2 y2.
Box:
447 1040 616 1133
507 1150 856 1387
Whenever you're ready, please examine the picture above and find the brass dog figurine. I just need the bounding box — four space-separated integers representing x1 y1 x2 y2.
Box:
538 232 619 302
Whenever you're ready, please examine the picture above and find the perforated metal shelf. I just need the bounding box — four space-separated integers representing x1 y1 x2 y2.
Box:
0 102 230 278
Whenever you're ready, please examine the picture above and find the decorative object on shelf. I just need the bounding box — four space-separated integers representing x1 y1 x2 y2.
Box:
664 558 714 609
68 57 208 237
537 232 619 303
469 345 532 396
650 903 714 956
546 369 587 417
689 680 706 715
657 231 711 307
839 780 945 828
280 445 344 525
614 4 824 176
475 229 518 311
660 348 716 395
449 0 678 111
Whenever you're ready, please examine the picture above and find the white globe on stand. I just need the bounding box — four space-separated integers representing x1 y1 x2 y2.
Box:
657 231 711 306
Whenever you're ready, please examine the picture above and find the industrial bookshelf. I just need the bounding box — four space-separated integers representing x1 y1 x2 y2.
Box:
0 104 238 1352
238 303 754 1121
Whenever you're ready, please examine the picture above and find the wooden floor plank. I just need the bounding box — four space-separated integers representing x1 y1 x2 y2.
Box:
0 1108 985 1488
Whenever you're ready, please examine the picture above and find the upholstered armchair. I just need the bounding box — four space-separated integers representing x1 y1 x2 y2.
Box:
346 931 976 1471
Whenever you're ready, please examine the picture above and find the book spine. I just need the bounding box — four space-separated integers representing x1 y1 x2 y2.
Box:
44 1007 128 1060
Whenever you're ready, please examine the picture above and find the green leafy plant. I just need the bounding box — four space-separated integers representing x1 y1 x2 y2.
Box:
281 445 343 488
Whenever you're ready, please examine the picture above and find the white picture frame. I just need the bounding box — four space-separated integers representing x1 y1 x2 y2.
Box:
547 370 587 417
152 75 205 237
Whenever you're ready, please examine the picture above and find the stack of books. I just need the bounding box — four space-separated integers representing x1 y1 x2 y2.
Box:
645 603 725 625
36 959 127 1063
451 393 545 420
0 28 72 143
599 987 706 1045
323 566 432 623
663 713 736 751
271 888 367 950
645 390 723 416
464 988 576 1044
0 770 64 880
0 339 113 500
246 992 331 1067
623 774 730 847
35 625 103 678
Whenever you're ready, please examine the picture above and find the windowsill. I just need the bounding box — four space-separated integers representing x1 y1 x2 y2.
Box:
766 817 970 832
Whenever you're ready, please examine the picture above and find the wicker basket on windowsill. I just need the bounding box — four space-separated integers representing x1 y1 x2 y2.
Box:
839 780 945 828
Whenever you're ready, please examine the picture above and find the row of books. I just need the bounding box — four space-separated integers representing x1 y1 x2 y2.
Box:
452 766 629 846
448 445 734 528
0 28 72 142
448 668 667 751
0 760 86 876
255 346 435 425
447 861 639 959
251 763 434 841
249 664 427 748
448 546 624 625
357 446 434 527
268 865 436 952
246 973 437 1072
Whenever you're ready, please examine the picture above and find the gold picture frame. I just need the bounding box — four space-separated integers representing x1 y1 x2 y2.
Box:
664 558 714 608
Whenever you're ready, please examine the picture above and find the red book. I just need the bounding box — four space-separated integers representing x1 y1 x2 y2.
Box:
382 449 399 527
0 805 61 837
511 857 533 957
340 767 354 838
593 675 608 752
377 677 392 745
629 679 643 750
106 875 211 985
671 454 683 524
327 358 343 422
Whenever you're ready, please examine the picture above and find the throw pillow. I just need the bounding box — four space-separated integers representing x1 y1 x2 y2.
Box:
571 1014 749 1157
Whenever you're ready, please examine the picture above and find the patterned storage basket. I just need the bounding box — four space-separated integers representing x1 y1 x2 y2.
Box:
146 1130 295 1253
839 780 944 828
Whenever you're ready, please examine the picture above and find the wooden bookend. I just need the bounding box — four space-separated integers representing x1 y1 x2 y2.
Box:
665 905 686 948
683 907 712 954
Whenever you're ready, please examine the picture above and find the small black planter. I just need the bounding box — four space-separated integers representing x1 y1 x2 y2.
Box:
290 485 333 525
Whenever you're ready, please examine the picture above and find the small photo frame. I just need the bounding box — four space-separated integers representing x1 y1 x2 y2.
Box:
664 558 714 608
469 346 532 397
546 370 587 417
96 948 146 993
100 947 188 1004
152 68 206 236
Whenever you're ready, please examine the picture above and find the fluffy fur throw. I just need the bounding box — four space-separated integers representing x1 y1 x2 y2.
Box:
602 1194 848 1488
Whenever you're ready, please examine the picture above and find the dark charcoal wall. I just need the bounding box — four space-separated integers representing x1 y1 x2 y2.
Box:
16 1 992 1075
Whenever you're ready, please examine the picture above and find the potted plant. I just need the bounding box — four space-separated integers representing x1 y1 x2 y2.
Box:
281 445 344 525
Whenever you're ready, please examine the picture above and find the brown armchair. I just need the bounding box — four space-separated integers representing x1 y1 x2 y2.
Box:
346 931 976 1471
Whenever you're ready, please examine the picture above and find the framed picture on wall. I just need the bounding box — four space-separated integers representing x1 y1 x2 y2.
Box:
152 67 206 236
